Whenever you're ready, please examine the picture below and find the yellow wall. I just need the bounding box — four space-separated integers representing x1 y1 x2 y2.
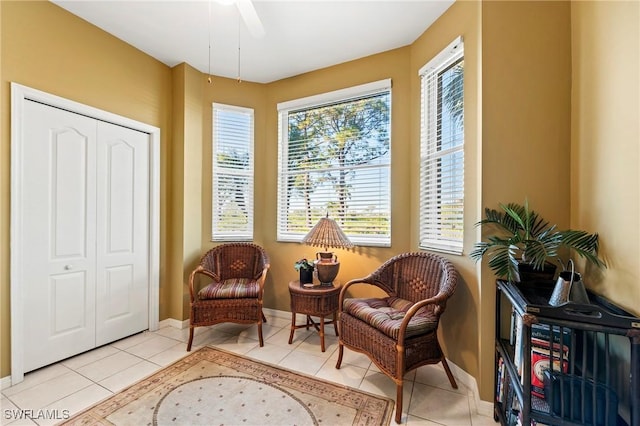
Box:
171 63 205 319
481 0 573 401
570 4 639 415
571 0 640 312
0 0 173 379
1 0 638 410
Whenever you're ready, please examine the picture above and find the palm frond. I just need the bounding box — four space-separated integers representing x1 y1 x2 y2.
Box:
469 242 489 262
477 207 521 235
486 244 520 282
560 230 606 268
500 203 528 234
529 214 553 238
522 235 561 270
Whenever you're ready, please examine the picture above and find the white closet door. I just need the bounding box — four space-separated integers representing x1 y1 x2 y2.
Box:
19 101 151 373
95 121 149 344
22 100 98 372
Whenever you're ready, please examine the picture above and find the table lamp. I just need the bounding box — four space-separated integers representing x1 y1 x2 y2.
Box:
301 214 354 286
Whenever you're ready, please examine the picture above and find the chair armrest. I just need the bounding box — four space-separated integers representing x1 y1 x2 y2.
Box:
396 291 449 345
256 264 270 298
188 266 219 302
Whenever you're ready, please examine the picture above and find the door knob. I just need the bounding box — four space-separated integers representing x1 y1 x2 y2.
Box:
64 265 73 270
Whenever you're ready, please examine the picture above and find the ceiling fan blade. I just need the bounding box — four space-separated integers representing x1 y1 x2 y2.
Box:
236 0 265 39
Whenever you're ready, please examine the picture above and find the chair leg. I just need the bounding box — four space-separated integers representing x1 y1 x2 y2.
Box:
335 343 344 368
441 357 458 389
187 326 195 352
258 322 264 347
319 316 326 352
262 311 267 323
395 381 403 423
288 311 296 344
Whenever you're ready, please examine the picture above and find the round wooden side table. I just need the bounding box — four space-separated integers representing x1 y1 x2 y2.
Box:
288 280 341 352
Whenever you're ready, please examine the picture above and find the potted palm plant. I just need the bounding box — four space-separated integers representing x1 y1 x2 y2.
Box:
470 201 606 283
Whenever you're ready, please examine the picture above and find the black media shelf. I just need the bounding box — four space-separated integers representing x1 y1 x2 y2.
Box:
495 280 639 426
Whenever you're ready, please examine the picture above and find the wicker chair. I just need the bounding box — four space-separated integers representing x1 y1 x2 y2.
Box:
336 252 458 423
187 243 270 351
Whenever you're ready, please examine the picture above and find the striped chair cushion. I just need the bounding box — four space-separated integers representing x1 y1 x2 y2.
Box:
343 296 438 339
198 278 259 300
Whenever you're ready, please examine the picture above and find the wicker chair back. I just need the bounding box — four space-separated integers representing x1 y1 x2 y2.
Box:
200 243 270 281
370 252 457 305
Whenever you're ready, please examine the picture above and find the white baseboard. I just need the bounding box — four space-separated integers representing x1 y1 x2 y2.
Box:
156 309 289 331
1 375 12 391
159 317 189 330
448 359 494 418
262 307 291 320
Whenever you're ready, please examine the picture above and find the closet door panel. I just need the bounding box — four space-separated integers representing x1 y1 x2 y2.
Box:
21 100 97 372
95 121 150 345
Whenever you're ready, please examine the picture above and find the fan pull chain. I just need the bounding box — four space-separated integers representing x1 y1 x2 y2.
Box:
207 0 213 84
237 15 242 83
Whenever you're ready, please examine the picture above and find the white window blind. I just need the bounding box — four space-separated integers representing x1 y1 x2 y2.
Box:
277 80 392 246
212 103 254 241
419 37 464 254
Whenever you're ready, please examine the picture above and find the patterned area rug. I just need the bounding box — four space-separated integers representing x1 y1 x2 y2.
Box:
62 347 394 425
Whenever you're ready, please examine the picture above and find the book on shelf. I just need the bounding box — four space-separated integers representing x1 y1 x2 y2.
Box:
513 314 524 376
510 306 517 345
508 321 573 399
496 356 505 402
502 377 520 426
511 396 522 426
530 337 569 399
530 323 572 348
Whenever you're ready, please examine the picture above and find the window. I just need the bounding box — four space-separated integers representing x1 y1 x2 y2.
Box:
419 37 464 254
277 80 391 246
211 103 254 241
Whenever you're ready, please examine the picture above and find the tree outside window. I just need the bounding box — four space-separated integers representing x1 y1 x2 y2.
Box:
278 81 391 246
212 103 254 241
419 37 464 255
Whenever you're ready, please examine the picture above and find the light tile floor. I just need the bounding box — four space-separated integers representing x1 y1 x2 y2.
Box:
1 311 497 425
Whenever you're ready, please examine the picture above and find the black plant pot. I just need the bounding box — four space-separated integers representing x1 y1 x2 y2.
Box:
299 268 313 284
518 261 557 283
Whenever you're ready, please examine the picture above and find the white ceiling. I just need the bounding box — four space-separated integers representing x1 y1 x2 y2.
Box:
51 0 455 83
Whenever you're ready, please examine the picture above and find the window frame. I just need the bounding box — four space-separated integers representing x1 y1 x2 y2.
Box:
418 37 465 255
211 102 255 242
276 79 392 247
